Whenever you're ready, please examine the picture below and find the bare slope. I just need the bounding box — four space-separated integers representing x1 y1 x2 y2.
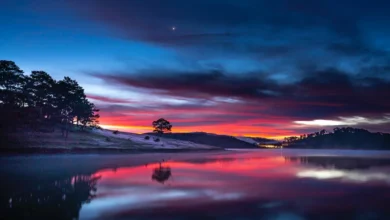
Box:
151 132 259 149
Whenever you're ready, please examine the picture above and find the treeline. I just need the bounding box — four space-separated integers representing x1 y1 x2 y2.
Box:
284 127 390 150
0 60 99 132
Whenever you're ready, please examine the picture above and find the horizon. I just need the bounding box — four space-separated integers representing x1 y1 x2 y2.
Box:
87 124 389 141
1 0 390 138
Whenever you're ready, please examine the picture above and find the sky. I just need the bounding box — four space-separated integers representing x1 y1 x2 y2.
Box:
1 0 390 138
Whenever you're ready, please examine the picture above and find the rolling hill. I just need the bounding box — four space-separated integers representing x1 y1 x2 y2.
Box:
147 132 264 149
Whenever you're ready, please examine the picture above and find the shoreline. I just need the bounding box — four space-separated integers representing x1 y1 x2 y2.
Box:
1 147 390 156
0 147 225 155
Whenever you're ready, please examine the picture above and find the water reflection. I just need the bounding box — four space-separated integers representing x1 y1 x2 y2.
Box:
296 169 390 182
286 156 390 170
286 157 390 183
2 152 390 219
152 163 172 184
3 175 101 220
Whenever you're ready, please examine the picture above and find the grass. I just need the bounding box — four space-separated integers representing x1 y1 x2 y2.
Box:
5 129 148 149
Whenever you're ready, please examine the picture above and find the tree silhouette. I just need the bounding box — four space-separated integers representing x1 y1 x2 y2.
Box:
56 77 85 122
55 77 100 136
0 60 100 135
284 127 390 150
79 101 100 129
25 71 57 118
152 118 172 134
0 60 26 106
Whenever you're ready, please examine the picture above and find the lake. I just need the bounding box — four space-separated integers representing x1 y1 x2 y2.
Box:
1 149 390 220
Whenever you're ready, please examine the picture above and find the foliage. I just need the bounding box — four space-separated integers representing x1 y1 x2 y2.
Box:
154 138 160 142
113 130 119 135
0 60 25 106
144 135 150 140
152 118 172 134
25 71 56 116
284 127 390 150
0 60 100 132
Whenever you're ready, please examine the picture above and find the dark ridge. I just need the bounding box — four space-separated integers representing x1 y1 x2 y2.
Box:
251 137 275 143
284 127 390 150
146 132 259 149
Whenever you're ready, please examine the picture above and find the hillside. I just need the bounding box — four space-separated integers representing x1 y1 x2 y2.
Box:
93 129 218 149
1 128 219 152
285 127 390 150
150 132 259 149
236 136 275 144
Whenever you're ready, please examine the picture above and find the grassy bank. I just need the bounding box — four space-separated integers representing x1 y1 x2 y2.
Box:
1 128 219 153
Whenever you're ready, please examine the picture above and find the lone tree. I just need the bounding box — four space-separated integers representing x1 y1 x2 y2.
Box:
152 118 172 135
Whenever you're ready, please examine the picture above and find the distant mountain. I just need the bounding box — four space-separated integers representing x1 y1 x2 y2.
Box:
235 136 276 145
148 132 260 149
252 137 279 143
285 127 390 150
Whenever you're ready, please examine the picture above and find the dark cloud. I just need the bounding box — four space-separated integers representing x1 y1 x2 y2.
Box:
327 42 386 57
66 0 390 42
92 68 390 120
66 0 390 75
87 94 134 104
359 65 390 79
92 70 280 99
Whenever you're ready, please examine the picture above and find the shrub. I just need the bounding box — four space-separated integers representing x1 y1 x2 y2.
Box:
144 136 150 140
95 126 103 130
105 137 111 142
113 130 119 135
154 138 160 142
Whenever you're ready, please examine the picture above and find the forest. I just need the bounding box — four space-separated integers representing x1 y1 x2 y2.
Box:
0 60 99 136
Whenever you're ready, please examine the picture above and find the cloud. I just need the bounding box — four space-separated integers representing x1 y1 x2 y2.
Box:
88 66 390 136
295 116 390 126
67 0 389 37
91 68 390 119
87 94 134 104
65 0 390 52
46 0 390 136
92 70 279 100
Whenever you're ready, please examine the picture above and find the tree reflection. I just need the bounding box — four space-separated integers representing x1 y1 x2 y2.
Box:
286 157 390 170
4 174 101 220
152 163 172 184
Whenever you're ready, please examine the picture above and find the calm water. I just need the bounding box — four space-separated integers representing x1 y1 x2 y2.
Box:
1 150 390 220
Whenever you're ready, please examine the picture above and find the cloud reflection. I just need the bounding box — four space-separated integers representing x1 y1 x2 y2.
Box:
297 169 390 183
